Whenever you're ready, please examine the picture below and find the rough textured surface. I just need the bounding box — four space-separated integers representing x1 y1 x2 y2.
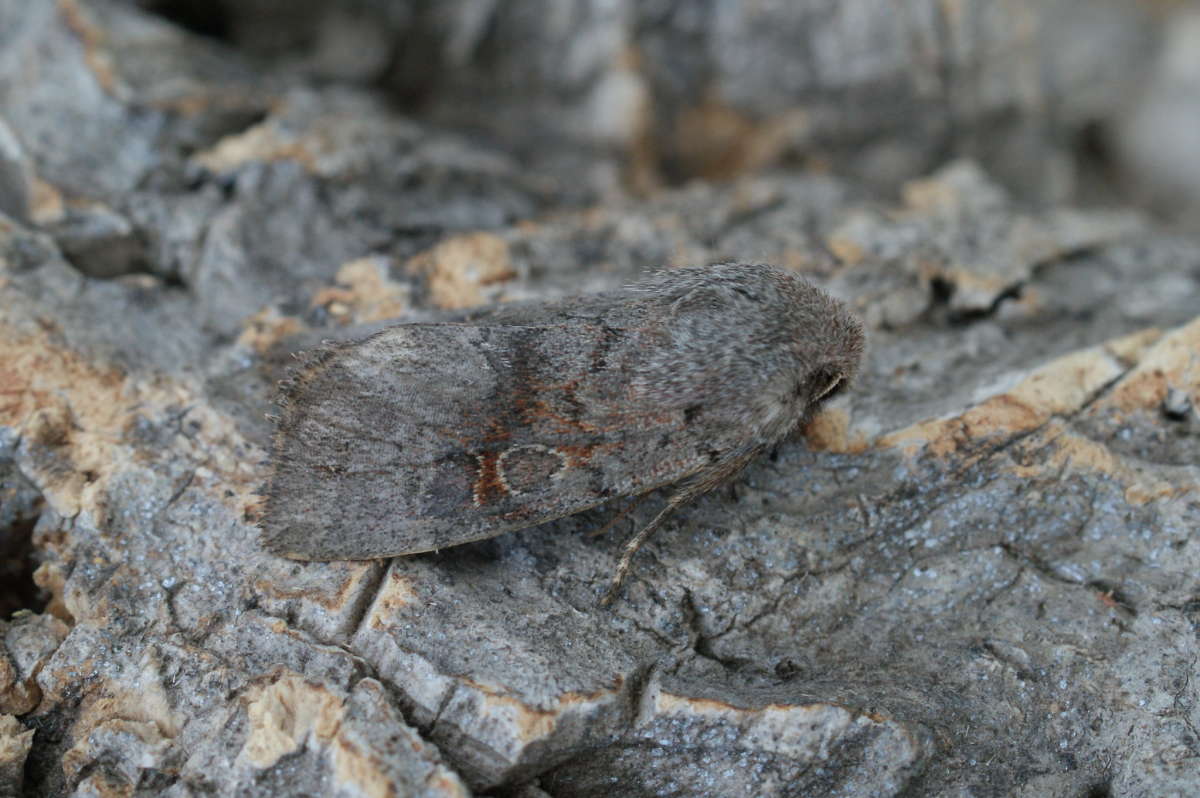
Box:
1 2 1198 797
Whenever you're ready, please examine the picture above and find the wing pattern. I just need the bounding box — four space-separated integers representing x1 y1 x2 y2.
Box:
264 320 711 559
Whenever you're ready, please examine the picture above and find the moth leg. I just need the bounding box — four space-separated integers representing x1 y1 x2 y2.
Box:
600 446 764 606
588 492 651 538
600 493 690 606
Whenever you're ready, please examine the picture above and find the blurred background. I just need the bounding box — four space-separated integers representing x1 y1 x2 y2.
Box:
121 0 1200 226
5 0 1200 324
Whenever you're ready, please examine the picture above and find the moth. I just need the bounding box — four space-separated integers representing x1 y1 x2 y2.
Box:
263 263 864 603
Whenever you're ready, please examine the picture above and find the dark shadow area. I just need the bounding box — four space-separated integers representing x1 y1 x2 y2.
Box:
0 461 45 618
136 0 232 40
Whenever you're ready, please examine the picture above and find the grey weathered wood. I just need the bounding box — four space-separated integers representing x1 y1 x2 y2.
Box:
0 2 1197 796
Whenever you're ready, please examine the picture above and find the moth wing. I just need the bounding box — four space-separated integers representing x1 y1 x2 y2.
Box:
262 322 713 560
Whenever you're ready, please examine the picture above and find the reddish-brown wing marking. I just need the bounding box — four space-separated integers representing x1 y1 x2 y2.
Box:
263 322 712 560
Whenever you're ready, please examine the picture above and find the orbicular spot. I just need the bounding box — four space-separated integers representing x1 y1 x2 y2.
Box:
497 444 567 494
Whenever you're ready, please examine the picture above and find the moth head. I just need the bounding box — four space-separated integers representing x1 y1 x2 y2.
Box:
789 290 865 412
757 357 854 440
